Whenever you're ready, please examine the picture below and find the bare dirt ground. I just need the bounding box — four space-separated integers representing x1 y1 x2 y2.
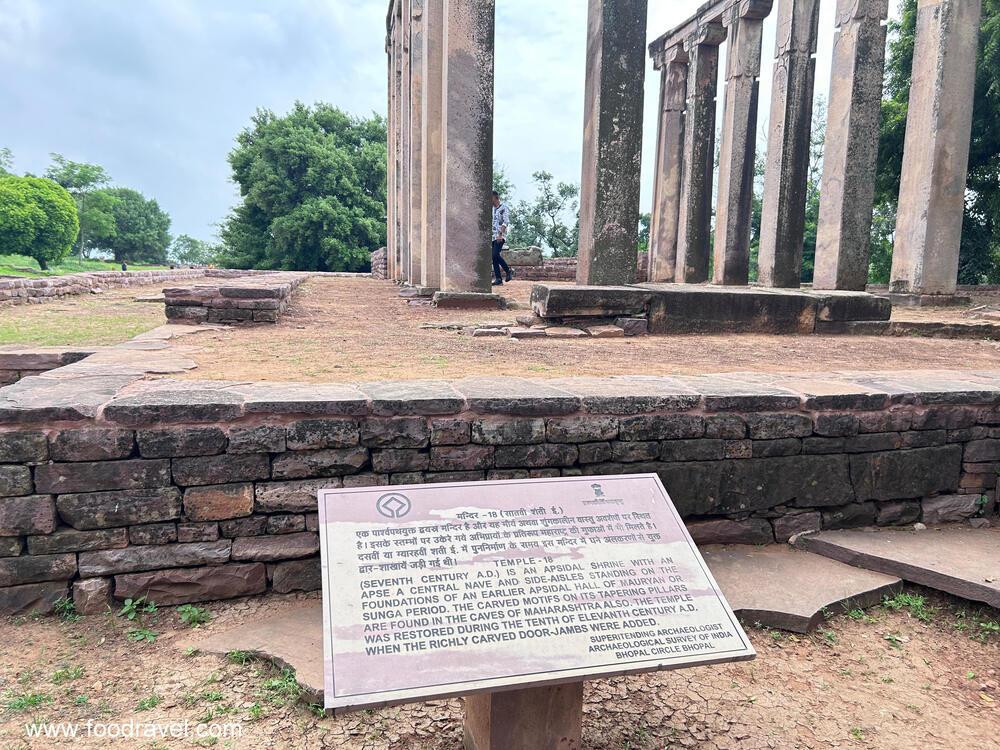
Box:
162 277 1000 383
0 587 995 749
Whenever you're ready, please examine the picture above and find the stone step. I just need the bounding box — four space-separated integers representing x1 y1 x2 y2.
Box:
795 525 1000 609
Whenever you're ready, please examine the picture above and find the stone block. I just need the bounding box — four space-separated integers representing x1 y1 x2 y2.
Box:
342 473 388 488
0 432 48 462
545 417 619 444
507 327 547 340
0 553 76 586
0 581 68 616
0 466 32 497
113 563 266 605
659 439 725 462
430 418 471 446
803 437 846 454
359 417 429 448
184 483 254 521
911 407 976 431
746 413 813 439
876 501 922 526
858 411 912 433
494 444 578 469
177 522 220 543
286 419 360 450
578 442 613 464
227 425 286 454
266 514 305 535
815 293 891 322
431 291 503 310
921 494 980 524
26 527 127 554
773 512 822 543
611 441 660 463
271 448 368 479
57 488 182 529
0 537 22 557
371 449 430 473
73 577 112 615
488 470 530 481
220 516 268 538
822 503 877 530
850 445 962 501
105 389 244 426
359 381 465 417
719 455 855 513
686 518 774 546
255 479 332 513
615 317 649 336
619 415 705 441
35 459 170 494
644 284 817 334
544 327 589 339
845 433 902 453
454 377 579 416
49 428 134 461
429 446 494 471
502 246 543 266
964 439 1000 463
0 495 56 536
137 426 228 458
172 454 270 486
426 471 485 483
129 522 177 545
231 532 319 562
705 415 747 439
814 414 860 437
530 284 651 318
271 557 321 593
724 440 753 459
900 430 947 449
751 439 802 458
78 541 231 577
586 324 625 338
305 513 318 531
391 472 426 485
472 419 545 445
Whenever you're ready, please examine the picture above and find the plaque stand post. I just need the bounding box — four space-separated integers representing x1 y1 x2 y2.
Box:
462 681 584 750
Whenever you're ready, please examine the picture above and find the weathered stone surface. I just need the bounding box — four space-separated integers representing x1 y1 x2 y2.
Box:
0 465 32 497
231 532 319 562
530 285 651 318
611 441 660 463
49 428 134 461
615 317 649 337
430 418 471 446
391 472 426 485
271 557 321 593
0 431 48 462
921 494 980 524
0 581 68 615
773 512 822 543
286 419 360 450
644 285 818 334
56 487 180 531
0 537 22 557
586 325 625 338
0 553 76 586
129 522 177 545
814 414 859 437
177 522 219 543
454 377 579 416
876 501 922 526
686 518 773 546
545 416 618 444
494 444 578 469
35 459 170 494
172 454 270 486
549 377 698 415
137 426 228 458
619 415 704 441
429 445 494 471
746 413 813 439
845 433 902 453
371 449 430 473
578 442 613 464
751 438 801 458
359 417 429 448
963 439 1000 462
73 577 112 615
114 563 266 605
342 473 388 488
237 382 367 417
255 479 330 514
431 292 502 310
821 502 877 530
271 448 368 479
265 514 304 535
26 527 127 554
78 541 231 577
0 495 56 536
705 415 747 440
183 483 254 522
359 381 464 416
719 455 854 513
227 425 286 454
472 419 545 445
850 445 962 501
104 389 245 426
660 439 725 462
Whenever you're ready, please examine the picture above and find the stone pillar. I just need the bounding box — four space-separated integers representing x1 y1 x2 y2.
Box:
813 0 889 291
408 0 425 285
463 683 584 750
890 0 982 296
393 23 405 281
648 45 689 283
576 0 648 287
399 0 412 284
440 0 495 294
421 0 445 290
386 29 398 282
713 0 772 286
675 22 726 284
757 0 821 288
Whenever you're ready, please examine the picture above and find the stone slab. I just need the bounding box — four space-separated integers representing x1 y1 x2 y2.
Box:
530 284 651 319
432 292 504 310
643 284 814 334
701 545 901 633
796 526 1000 608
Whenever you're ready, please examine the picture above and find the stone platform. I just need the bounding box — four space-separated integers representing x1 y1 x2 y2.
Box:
163 272 310 325
530 283 891 335
797 526 1000 608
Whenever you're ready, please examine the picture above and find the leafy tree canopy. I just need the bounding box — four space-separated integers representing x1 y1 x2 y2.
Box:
0 148 12 176
43 153 114 258
89 187 172 264
507 171 580 257
218 103 387 272
169 234 218 266
0 175 79 269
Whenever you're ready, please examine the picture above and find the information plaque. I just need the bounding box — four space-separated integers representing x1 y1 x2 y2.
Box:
318 474 755 712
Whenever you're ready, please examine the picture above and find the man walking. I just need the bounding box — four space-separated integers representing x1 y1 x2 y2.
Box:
491 190 513 285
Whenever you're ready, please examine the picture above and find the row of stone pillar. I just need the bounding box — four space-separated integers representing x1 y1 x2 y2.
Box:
649 0 982 296
386 0 495 294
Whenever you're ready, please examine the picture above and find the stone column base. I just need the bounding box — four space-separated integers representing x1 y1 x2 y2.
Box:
432 291 505 310
882 293 972 308
463 682 584 750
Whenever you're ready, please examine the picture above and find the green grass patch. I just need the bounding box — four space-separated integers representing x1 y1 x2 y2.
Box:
0 253 167 278
0 296 163 346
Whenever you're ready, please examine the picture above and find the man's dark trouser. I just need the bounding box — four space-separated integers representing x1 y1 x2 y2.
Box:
492 240 510 281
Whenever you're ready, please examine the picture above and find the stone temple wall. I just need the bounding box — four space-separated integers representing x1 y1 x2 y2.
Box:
1 370 997 615
0 269 208 307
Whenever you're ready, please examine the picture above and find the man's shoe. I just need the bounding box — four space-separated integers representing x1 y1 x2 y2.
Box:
492 278 504 286
506 268 514 282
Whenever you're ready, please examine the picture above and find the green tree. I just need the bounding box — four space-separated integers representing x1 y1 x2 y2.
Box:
638 213 651 254
507 171 580 257
0 148 12 175
492 161 515 202
876 0 1000 283
0 175 79 269
218 103 387 272
44 154 112 259
169 234 217 265
89 187 172 263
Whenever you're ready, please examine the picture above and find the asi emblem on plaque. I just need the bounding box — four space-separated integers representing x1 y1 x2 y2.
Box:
317 474 754 712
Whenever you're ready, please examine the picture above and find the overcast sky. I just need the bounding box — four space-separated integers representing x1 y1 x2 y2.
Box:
1 1 896 243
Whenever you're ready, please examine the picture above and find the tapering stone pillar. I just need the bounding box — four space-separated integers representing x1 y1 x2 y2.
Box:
576 0 648 287
399 0 412 283
386 29 398 282
675 22 726 284
891 0 982 296
408 0 425 285
757 0 820 288
813 0 888 291
440 0 494 294
713 0 772 286
393 24 405 280
420 0 445 290
648 45 688 283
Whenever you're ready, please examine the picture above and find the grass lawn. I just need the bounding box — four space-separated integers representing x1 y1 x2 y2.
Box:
0 253 169 278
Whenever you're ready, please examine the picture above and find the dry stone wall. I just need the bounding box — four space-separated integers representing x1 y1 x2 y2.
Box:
0 269 207 307
163 273 310 325
0 369 998 614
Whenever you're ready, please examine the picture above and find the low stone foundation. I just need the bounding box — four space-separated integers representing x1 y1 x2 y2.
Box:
0 366 997 614
0 269 209 307
370 247 388 280
163 273 310 325
0 348 99 387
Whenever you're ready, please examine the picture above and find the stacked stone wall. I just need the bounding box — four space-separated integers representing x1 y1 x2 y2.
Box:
0 269 208 307
1 372 997 615
370 248 388 280
505 254 650 283
163 273 310 325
